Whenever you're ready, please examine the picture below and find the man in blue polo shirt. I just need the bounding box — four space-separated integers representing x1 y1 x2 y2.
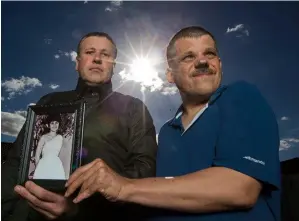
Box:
65 26 281 221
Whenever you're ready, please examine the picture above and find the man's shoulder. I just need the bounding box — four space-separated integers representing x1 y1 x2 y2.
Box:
217 80 265 105
112 92 143 103
217 80 277 121
37 90 77 105
112 92 148 110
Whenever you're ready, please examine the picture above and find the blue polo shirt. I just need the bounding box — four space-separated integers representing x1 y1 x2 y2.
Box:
153 81 281 221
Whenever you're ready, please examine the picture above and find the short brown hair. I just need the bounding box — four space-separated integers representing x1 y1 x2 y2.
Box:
77 32 118 58
166 26 217 65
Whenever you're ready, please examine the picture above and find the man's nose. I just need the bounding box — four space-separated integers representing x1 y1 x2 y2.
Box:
194 58 208 68
93 53 102 64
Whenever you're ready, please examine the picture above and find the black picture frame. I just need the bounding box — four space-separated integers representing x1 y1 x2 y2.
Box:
17 101 85 192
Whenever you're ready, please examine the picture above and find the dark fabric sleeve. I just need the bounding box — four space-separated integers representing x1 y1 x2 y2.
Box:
1 94 53 221
212 81 281 190
123 97 158 179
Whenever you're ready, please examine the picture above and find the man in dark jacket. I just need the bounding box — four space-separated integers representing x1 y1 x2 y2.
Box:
2 32 157 221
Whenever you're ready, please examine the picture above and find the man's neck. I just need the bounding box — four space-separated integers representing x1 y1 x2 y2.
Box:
181 94 209 117
75 77 113 98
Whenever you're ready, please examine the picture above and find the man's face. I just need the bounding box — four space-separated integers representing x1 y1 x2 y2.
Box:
76 36 115 86
167 35 222 98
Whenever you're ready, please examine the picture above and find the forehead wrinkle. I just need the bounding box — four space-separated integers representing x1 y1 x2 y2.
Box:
174 36 217 56
81 37 114 51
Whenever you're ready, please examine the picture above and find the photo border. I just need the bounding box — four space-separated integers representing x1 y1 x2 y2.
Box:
17 101 85 192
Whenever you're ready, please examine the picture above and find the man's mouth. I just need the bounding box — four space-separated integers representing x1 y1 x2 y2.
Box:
192 72 213 78
90 67 103 72
191 68 214 78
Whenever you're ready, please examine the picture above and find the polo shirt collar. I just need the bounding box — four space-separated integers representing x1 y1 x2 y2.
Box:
168 84 227 127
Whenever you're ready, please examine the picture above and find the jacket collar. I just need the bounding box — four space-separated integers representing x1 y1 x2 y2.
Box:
75 77 113 101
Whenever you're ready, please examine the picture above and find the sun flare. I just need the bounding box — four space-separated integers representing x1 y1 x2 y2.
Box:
120 56 163 91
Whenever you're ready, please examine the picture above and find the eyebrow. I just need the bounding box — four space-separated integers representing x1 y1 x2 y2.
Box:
84 48 110 53
204 47 217 52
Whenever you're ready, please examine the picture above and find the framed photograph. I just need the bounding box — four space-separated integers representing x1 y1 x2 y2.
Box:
17 101 85 192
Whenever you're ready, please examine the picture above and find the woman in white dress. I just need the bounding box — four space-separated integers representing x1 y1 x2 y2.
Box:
33 114 66 180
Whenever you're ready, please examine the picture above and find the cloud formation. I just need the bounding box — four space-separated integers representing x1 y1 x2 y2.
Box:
105 0 123 12
1 76 42 100
281 116 289 121
226 24 249 37
118 68 178 95
279 138 299 151
49 84 60 90
44 38 52 44
1 111 27 137
54 50 77 62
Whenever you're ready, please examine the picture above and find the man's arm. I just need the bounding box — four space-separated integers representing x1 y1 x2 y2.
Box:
121 166 261 213
1 94 53 220
123 98 157 178
119 81 280 213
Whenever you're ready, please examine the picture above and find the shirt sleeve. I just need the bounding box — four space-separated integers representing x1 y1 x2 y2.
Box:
123 97 158 178
212 81 281 190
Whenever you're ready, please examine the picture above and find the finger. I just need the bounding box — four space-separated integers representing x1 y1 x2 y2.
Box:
74 169 105 203
77 169 99 196
74 182 98 204
14 185 52 211
25 181 61 203
65 160 105 197
28 202 56 220
66 159 100 187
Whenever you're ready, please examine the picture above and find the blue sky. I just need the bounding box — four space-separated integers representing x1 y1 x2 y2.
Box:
2 1 299 161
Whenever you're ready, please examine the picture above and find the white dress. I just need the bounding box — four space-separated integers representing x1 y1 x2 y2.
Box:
33 135 66 180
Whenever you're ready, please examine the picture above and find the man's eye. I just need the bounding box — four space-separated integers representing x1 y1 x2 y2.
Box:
205 51 217 57
86 51 94 54
183 54 195 61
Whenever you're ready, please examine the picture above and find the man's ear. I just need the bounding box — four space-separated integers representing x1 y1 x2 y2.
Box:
75 56 79 71
166 67 175 84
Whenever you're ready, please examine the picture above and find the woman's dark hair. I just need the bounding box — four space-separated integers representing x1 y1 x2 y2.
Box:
45 114 62 125
43 114 63 135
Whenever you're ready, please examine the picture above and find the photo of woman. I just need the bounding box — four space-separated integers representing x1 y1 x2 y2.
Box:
33 114 65 180
28 113 75 180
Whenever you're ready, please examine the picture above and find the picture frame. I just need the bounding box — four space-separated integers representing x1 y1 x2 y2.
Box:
17 101 85 192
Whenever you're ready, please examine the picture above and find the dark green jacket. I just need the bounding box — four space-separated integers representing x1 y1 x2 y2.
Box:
2 78 157 221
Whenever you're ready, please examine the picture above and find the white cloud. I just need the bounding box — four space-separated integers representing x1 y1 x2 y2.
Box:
49 84 60 90
118 68 176 95
111 0 123 6
161 85 178 95
1 111 27 137
27 103 36 107
70 51 77 62
55 50 77 62
281 116 289 121
279 138 299 151
105 0 123 12
2 76 42 100
105 7 113 12
226 24 249 37
44 38 52 44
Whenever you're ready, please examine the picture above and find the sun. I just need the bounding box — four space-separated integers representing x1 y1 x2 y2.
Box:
130 57 156 83
124 56 163 91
